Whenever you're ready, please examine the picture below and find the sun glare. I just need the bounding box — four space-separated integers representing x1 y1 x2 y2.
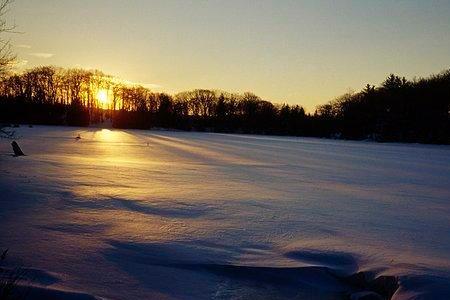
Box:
97 89 109 107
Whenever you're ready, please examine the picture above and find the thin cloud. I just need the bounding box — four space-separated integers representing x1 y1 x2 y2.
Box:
28 52 54 58
16 44 32 49
115 78 162 90
142 83 162 90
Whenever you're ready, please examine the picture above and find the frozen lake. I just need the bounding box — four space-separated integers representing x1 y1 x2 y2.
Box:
1 126 449 299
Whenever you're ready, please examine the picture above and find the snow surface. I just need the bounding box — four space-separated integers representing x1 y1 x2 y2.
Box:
0 125 449 300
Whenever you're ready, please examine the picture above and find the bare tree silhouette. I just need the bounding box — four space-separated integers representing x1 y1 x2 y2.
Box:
0 0 16 76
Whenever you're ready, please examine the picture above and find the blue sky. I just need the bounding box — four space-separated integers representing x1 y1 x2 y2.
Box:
8 0 450 110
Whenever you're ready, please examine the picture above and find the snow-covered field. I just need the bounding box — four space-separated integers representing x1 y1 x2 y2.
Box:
1 126 449 300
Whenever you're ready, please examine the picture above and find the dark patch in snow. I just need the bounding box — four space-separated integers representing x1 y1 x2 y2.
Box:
104 239 238 265
21 268 60 286
395 274 450 299
110 197 216 218
285 249 358 273
66 196 217 219
38 223 110 235
16 285 99 300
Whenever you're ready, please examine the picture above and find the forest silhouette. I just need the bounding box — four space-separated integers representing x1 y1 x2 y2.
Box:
0 66 449 144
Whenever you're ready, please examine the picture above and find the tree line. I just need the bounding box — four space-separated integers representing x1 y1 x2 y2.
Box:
0 66 309 134
315 71 450 143
0 65 449 144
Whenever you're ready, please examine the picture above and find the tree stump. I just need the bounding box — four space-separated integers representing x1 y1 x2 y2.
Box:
11 141 25 156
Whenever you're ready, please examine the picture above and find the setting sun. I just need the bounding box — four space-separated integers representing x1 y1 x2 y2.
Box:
97 89 109 107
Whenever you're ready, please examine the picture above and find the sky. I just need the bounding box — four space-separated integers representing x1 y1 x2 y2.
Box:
7 0 450 111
